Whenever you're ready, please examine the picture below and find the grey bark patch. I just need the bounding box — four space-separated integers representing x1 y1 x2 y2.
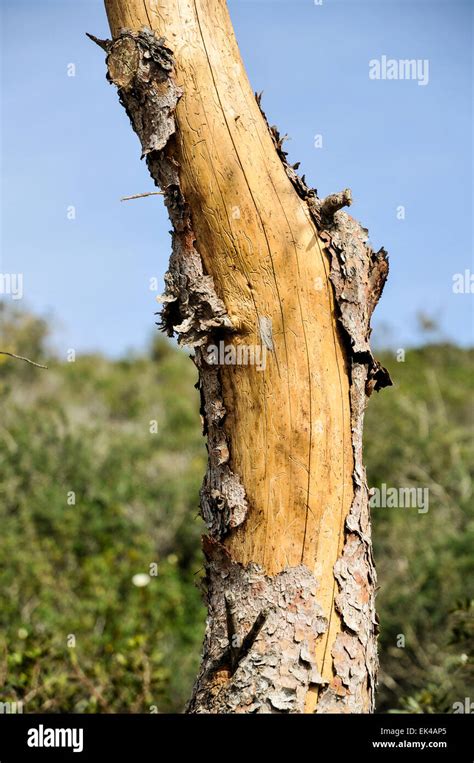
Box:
104 28 181 157
187 538 328 714
313 214 389 712
195 348 249 537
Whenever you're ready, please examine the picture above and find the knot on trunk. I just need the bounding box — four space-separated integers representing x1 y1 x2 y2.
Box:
314 188 353 226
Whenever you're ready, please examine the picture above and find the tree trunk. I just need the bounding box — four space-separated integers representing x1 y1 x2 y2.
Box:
91 0 391 713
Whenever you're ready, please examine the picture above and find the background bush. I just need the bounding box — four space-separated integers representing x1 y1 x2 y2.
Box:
0 305 472 712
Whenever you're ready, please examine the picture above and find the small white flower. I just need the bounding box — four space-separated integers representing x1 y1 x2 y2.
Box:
132 573 151 588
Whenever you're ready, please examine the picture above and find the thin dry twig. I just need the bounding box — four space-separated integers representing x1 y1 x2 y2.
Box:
71 659 109 711
120 191 165 202
0 351 48 369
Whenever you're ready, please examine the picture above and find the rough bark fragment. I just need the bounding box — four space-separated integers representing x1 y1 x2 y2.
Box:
195 349 249 537
311 215 390 712
187 537 327 714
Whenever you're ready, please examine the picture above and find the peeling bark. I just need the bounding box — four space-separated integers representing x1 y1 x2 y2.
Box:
93 0 391 714
91 27 249 543
314 217 390 711
196 350 249 538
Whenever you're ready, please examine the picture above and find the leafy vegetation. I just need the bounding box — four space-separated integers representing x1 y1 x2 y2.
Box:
366 343 474 712
0 305 472 712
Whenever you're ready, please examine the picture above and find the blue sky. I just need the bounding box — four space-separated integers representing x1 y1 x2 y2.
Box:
1 0 472 356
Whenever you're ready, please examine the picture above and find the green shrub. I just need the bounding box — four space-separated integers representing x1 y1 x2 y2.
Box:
0 309 472 712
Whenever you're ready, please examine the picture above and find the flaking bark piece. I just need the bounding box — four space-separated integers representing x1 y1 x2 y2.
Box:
90 27 248 540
